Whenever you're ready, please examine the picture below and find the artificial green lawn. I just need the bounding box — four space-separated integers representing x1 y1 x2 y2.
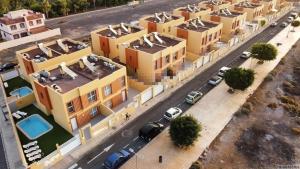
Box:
14 105 73 164
3 77 32 96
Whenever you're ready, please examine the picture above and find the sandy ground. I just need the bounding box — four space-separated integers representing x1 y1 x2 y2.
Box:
198 40 300 169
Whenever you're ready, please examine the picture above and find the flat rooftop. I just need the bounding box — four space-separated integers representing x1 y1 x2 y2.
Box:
178 6 208 13
145 13 181 23
22 39 88 61
38 55 121 93
212 10 243 18
129 34 182 54
177 20 219 32
97 24 143 38
203 1 229 6
235 3 261 9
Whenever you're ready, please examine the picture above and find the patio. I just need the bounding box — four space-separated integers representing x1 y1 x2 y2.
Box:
113 87 140 112
12 104 73 165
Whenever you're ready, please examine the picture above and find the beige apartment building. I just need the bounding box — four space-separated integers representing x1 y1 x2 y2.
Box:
90 23 147 60
231 1 264 21
199 0 231 11
30 54 128 132
224 0 246 4
171 18 223 60
251 0 278 16
119 33 186 83
173 4 211 21
139 12 185 34
16 38 90 82
206 8 247 41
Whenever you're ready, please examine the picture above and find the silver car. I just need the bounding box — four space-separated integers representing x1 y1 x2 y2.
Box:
208 76 223 86
185 91 203 104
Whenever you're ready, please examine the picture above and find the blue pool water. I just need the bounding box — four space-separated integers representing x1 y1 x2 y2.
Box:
16 114 53 140
10 87 32 97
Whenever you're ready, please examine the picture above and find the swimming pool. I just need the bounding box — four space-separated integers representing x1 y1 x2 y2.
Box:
10 87 32 97
16 114 53 140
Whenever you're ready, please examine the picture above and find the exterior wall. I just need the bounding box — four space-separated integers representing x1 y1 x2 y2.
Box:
16 38 90 82
90 26 147 59
171 22 223 60
231 5 264 22
199 2 231 11
252 0 277 16
225 0 247 4
173 8 211 21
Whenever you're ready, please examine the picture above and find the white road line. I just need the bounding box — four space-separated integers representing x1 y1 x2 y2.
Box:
133 137 139 141
87 143 115 164
158 118 163 121
68 163 78 169
123 144 130 148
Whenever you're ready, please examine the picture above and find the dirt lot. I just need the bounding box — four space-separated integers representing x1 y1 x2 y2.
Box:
198 40 300 169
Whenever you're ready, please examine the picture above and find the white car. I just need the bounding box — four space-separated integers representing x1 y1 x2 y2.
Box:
218 66 231 77
287 17 294 23
208 76 223 86
281 22 288 27
164 107 183 121
240 51 251 59
270 22 277 27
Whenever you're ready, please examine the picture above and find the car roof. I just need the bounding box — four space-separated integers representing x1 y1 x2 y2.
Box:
212 76 221 80
242 51 251 54
140 122 159 134
220 66 230 71
166 107 178 114
106 150 129 165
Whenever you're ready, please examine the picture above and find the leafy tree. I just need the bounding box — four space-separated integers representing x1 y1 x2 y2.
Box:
169 116 201 148
42 0 52 18
260 20 266 27
250 43 278 63
0 0 10 16
56 0 70 16
224 67 255 91
291 20 300 31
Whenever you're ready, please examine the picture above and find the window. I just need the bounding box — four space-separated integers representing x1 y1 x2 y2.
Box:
168 26 171 32
105 100 112 108
20 23 25 28
214 32 217 39
10 25 17 30
173 52 178 60
90 107 98 117
202 37 205 45
87 90 97 103
120 77 126 87
219 30 222 35
208 34 212 41
104 85 112 96
165 55 170 63
67 102 75 113
13 34 20 39
29 21 34 26
155 60 159 69
182 47 185 55
36 19 42 24
237 20 240 27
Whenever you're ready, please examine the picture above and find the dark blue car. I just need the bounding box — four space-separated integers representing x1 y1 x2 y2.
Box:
103 149 131 169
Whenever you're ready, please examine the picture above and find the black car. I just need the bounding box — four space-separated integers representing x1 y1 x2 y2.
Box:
139 122 164 142
0 63 17 72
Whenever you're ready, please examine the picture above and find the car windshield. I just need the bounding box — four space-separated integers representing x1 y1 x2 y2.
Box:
165 112 172 117
212 76 220 81
104 160 113 168
186 95 194 100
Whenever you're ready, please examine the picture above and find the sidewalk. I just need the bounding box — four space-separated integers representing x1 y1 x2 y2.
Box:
121 23 300 169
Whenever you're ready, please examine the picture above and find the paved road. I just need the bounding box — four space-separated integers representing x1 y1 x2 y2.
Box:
71 12 292 169
0 133 8 169
46 0 201 39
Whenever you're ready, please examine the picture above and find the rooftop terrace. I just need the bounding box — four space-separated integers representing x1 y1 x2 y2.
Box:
177 19 219 32
178 5 208 13
145 12 182 23
129 33 182 54
203 0 229 6
35 55 121 93
97 23 143 38
21 39 88 63
235 2 261 8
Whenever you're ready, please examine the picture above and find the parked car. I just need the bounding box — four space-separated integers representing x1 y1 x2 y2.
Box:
103 149 131 169
208 76 223 86
164 107 183 121
290 12 298 19
139 122 164 141
270 22 278 27
281 22 288 27
240 51 251 59
0 63 17 72
287 17 294 23
218 66 231 77
185 91 203 105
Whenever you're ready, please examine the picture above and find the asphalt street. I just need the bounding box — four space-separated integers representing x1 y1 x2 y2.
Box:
46 0 201 39
73 12 293 169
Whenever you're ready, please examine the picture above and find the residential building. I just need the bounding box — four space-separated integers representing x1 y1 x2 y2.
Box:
230 1 264 21
91 23 147 60
251 0 278 16
173 4 211 21
224 0 246 4
31 54 128 132
16 38 90 82
172 18 223 60
139 12 185 34
119 33 186 83
206 8 247 41
199 0 231 11
0 9 46 41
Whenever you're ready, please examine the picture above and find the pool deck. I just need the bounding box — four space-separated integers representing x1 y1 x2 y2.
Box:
3 77 32 97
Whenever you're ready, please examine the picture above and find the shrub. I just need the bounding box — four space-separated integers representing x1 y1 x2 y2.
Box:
190 161 202 169
251 43 278 62
283 104 300 117
224 68 255 91
280 96 296 105
169 116 202 148
235 102 252 117
267 103 277 109
265 74 274 81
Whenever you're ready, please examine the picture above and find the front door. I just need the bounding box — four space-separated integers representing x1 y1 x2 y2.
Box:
71 117 78 131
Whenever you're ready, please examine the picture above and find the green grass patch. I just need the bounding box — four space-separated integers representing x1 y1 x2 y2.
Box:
3 77 32 96
14 105 72 164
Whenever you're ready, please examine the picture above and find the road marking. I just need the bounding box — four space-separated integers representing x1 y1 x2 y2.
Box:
123 144 130 148
68 163 78 169
133 137 139 141
158 118 163 121
87 143 115 165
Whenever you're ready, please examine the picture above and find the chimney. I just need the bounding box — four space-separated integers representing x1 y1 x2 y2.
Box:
117 28 122 36
128 27 132 33
150 34 154 41
139 38 144 45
